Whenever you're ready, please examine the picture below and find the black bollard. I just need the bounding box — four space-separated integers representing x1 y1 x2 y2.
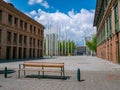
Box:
77 68 80 81
4 67 7 78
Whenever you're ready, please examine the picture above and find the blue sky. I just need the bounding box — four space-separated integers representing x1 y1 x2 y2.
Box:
4 0 96 46
6 0 96 14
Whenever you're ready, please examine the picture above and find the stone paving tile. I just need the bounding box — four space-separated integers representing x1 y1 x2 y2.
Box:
0 56 120 90
0 70 120 90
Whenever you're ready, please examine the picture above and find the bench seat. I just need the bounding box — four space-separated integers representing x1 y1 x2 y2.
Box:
18 62 65 78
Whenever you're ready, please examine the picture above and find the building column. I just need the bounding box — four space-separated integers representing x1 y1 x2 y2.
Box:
1 29 7 59
16 34 19 59
10 32 14 60
26 36 29 58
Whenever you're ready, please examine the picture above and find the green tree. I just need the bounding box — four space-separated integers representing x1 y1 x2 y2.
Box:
58 40 76 56
86 35 97 53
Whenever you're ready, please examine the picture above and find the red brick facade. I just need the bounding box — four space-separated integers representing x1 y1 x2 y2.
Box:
0 1 44 60
97 34 119 63
94 0 120 64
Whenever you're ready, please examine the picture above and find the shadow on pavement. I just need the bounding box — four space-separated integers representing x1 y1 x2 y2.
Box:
0 69 16 74
0 56 56 63
25 75 71 80
78 80 85 82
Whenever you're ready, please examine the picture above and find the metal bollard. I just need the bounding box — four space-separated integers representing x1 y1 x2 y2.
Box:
4 67 7 78
77 68 80 81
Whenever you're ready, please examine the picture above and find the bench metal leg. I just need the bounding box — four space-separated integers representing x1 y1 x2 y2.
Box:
61 67 65 79
18 64 21 78
61 68 63 79
63 67 65 76
23 66 26 76
42 67 44 78
61 68 63 77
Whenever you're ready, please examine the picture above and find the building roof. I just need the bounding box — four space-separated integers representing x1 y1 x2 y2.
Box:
93 0 103 26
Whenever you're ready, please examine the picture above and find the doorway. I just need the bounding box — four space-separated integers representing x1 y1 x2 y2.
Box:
6 46 11 60
13 47 17 59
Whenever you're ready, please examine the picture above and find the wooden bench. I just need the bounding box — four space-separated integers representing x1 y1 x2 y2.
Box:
18 62 65 79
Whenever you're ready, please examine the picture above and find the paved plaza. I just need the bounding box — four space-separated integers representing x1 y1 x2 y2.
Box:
0 56 120 90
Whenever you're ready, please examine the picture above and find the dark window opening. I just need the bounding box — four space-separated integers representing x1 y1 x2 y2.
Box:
30 25 32 33
23 48 26 59
33 49 35 58
6 46 11 60
14 17 18 27
18 47 22 59
7 31 12 44
0 10 2 21
13 33 17 44
0 29 1 43
29 48 32 58
24 36 27 45
114 3 119 32
33 38 35 47
20 20 23 29
19 35 22 44
41 40 43 48
8 14 12 24
30 37 32 46
38 29 40 35
38 40 40 47
24 22 27 30
13 47 17 59
34 27 36 34
37 49 39 57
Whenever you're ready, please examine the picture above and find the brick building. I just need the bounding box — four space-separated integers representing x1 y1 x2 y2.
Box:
94 0 120 64
0 0 44 60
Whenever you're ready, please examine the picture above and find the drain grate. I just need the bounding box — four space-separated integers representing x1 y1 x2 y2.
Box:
107 74 120 80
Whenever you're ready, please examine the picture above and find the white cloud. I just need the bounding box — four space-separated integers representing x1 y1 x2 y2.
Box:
29 9 96 46
28 0 42 5
28 0 49 9
29 10 37 16
3 0 10 2
41 1 49 9
28 0 34 5
68 9 74 18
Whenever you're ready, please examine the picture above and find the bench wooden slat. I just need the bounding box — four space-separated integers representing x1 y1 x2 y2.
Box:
23 62 64 68
19 69 63 72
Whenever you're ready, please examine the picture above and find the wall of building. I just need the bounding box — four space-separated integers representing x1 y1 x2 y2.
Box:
95 0 120 64
0 1 44 60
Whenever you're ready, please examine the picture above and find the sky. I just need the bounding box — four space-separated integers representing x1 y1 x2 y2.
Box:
4 0 97 46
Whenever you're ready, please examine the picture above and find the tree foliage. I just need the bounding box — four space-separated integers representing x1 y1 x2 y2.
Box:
58 41 76 55
86 35 97 53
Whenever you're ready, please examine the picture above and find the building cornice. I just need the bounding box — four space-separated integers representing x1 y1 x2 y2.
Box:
93 0 103 26
0 0 44 29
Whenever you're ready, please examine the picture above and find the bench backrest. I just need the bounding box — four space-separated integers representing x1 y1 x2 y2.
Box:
23 62 64 68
